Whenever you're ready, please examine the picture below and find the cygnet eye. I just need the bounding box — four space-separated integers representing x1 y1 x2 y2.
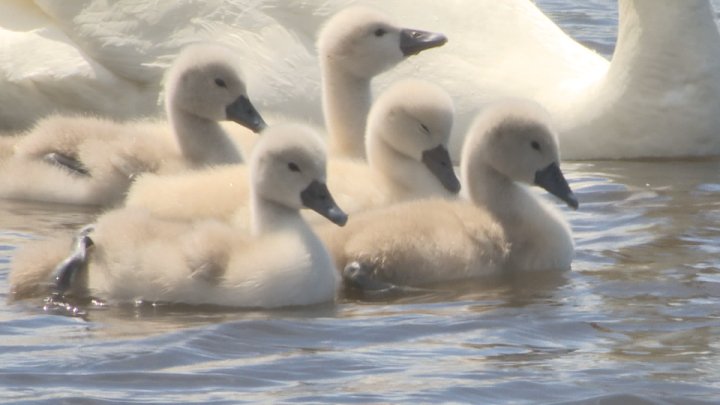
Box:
531 141 541 151
288 162 301 173
215 78 227 88
420 123 430 134
374 28 387 37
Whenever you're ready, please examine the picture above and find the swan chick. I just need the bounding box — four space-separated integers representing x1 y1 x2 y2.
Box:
318 6 447 158
365 78 459 198
10 124 347 308
164 42 266 165
0 43 266 206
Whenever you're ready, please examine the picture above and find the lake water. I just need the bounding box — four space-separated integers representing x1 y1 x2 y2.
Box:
2 1 720 404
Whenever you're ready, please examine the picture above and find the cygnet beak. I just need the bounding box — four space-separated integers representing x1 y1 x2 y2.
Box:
421 145 461 193
534 162 579 209
300 180 349 226
399 29 448 56
226 95 267 133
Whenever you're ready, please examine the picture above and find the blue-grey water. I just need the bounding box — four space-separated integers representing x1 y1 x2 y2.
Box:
2 1 720 404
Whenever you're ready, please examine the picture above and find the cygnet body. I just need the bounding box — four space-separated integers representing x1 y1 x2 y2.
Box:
9 123 346 308
0 43 265 206
124 79 459 224
321 100 578 289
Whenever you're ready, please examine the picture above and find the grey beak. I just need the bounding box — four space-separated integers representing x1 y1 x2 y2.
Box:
534 162 579 209
300 180 348 226
421 145 461 194
225 95 267 133
399 28 448 56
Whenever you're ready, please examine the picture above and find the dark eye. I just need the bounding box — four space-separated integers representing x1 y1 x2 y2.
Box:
288 162 301 172
215 78 227 88
420 123 430 133
374 28 387 37
531 141 541 151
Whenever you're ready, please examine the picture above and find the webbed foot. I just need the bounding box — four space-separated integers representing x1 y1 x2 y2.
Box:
43 152 90 177
342 261 434 301
51 225 95 295
343 261 402 294
43 225 96 318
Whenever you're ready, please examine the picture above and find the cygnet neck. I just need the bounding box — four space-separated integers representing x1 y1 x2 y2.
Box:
167 102 242 167
322 67 372 159
249 194 308 237
464 156 564 268
464 161 523 225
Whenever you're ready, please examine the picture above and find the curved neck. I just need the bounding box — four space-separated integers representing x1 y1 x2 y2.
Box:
609 0 720 87
463 160 522 225
249 193 307 237
321 66 372 159
558 0 720 158
167 102 242 167
463 158 573 272
462 155 541 254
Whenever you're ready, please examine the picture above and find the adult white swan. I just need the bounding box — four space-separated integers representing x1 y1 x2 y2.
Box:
4 0 720 159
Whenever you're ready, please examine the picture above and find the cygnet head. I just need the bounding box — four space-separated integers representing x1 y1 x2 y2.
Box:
367 79 460 193
463 100 579 209
317 6 447 79
165 43 267 132
249 123 348 226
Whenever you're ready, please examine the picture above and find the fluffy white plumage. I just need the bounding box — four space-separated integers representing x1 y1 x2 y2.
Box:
0 43 263 206
10 123 343 308
124 79 457 225
320 100 577 288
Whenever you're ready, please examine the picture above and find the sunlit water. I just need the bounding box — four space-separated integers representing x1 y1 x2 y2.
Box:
2 2 720 404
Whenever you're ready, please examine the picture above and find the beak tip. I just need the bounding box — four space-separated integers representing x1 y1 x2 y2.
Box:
449 180 462 194
335 214 349 227
329 208 349 226
226 95 267 133
400 29 448 56
422 145 461 194
567 195 580 210
534 162 578 209
254 120 268 134
301 181 348 226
